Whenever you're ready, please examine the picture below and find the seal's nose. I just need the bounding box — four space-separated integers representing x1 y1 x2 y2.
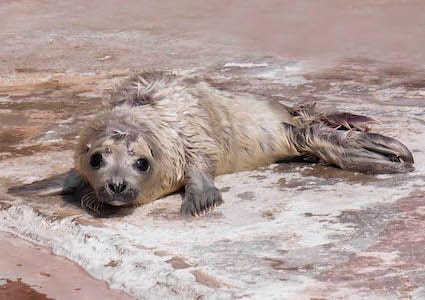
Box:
108 182 127 194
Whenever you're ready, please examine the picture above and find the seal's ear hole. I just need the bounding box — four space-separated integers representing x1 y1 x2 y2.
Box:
150 148 155 158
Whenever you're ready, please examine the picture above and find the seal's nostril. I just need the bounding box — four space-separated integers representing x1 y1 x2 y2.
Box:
108 182 126 194
108 183 117 193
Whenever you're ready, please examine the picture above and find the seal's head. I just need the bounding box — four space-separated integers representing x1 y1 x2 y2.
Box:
75 116 159 207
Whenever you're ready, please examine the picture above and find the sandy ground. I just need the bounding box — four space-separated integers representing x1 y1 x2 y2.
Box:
1 0 425 299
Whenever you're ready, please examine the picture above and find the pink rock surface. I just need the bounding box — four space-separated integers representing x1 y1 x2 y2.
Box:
0 232 134 300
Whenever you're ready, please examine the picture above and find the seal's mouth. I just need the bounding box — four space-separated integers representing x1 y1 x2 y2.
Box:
108 200 129 206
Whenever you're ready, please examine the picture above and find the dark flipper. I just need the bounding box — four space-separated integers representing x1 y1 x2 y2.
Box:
8 170 133 217
180 169 223 216
284 103 414 174
320 112 376 132
8 169 86 196
287 123 414 174
287 103 376 132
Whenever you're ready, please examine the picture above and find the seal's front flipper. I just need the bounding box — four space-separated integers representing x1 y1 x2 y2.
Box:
298 125 414 174
8 169 86 196
180 169 223 216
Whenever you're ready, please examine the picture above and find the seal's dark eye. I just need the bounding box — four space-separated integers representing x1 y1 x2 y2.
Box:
135 158 150 172
90 153 103 169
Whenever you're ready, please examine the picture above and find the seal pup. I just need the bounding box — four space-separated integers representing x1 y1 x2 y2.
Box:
9 71 414 216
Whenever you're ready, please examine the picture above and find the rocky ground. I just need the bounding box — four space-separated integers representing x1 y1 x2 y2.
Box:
1 1 425 299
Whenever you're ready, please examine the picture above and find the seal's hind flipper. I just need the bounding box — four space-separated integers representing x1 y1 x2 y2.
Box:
8 169 86 196
291 123 414 174
320 112 376 132
285 103 376 132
